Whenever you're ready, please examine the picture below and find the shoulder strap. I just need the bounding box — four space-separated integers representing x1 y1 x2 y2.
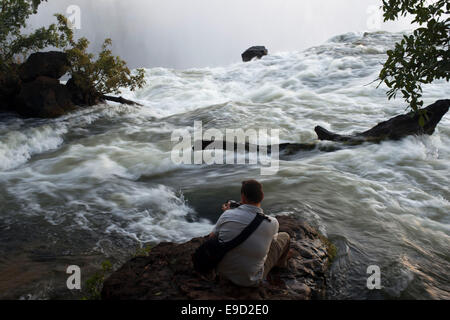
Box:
222 213 268 252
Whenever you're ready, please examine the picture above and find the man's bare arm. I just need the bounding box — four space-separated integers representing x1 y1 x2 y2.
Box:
209 202 232 238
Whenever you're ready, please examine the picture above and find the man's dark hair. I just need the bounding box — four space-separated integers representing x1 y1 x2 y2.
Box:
241 180 264 204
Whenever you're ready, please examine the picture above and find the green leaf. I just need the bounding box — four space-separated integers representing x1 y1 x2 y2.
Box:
379 0 449 113
419 115 426 127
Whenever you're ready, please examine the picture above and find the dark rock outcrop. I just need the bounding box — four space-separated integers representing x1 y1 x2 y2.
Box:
15 76 75 118
0 68 21 112
199 100 449 159
101 216 332 300
242 46 268 62
315 100 450 143
66 76 104 107
19 52 70 83
1 51 76 118
1 51 143 119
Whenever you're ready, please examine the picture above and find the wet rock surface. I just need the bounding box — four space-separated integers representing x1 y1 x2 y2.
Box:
242 46 268 62
101 215 331 300
19 52 70 83
0 51 106 118
15 76 75 118
315 100 450 143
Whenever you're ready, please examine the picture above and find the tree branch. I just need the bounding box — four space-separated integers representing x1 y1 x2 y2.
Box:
102 95 143 106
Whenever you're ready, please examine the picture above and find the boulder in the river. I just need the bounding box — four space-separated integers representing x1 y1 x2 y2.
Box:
19 51 70 82
0 66 22 112
15 76 75 118
101 215 333 300
66 76 104 107
315 99 450 143
242 46 268 62
1 50 143 119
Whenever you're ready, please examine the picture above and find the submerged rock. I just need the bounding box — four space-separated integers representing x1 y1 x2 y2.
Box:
101 216 332 300
315 99 450 143
242 46 268 62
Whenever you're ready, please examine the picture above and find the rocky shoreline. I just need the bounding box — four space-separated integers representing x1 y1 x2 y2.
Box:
101 215 334 300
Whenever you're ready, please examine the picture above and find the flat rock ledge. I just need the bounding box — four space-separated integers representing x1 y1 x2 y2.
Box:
101 216 332 300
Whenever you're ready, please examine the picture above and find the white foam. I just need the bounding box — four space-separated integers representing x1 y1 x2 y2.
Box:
1 31 449 252
0 124 67 171
100 185 213 243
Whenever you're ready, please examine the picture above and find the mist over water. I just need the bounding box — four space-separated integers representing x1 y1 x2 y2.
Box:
30 0 413 68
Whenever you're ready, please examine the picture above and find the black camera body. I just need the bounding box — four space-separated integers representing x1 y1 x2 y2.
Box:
227 200 241 209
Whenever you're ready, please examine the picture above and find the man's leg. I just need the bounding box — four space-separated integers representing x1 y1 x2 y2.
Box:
263 232 291 279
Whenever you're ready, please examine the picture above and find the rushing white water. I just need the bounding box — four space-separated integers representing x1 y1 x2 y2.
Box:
0 31 449 299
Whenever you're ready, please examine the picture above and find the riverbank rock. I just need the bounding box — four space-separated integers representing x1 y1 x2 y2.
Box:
101 215 332 300
242 46 268 62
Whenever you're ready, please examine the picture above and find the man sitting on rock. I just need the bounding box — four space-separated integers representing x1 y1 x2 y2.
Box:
210 180 291 287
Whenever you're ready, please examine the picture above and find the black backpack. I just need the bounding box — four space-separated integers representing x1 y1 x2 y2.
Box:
192 213 269 274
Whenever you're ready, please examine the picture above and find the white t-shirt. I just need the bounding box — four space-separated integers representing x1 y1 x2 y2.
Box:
212 204 279 287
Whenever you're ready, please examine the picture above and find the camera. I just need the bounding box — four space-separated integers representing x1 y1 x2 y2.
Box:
227 200 241 209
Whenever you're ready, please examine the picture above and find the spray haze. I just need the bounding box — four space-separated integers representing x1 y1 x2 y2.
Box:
30 0 413 68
